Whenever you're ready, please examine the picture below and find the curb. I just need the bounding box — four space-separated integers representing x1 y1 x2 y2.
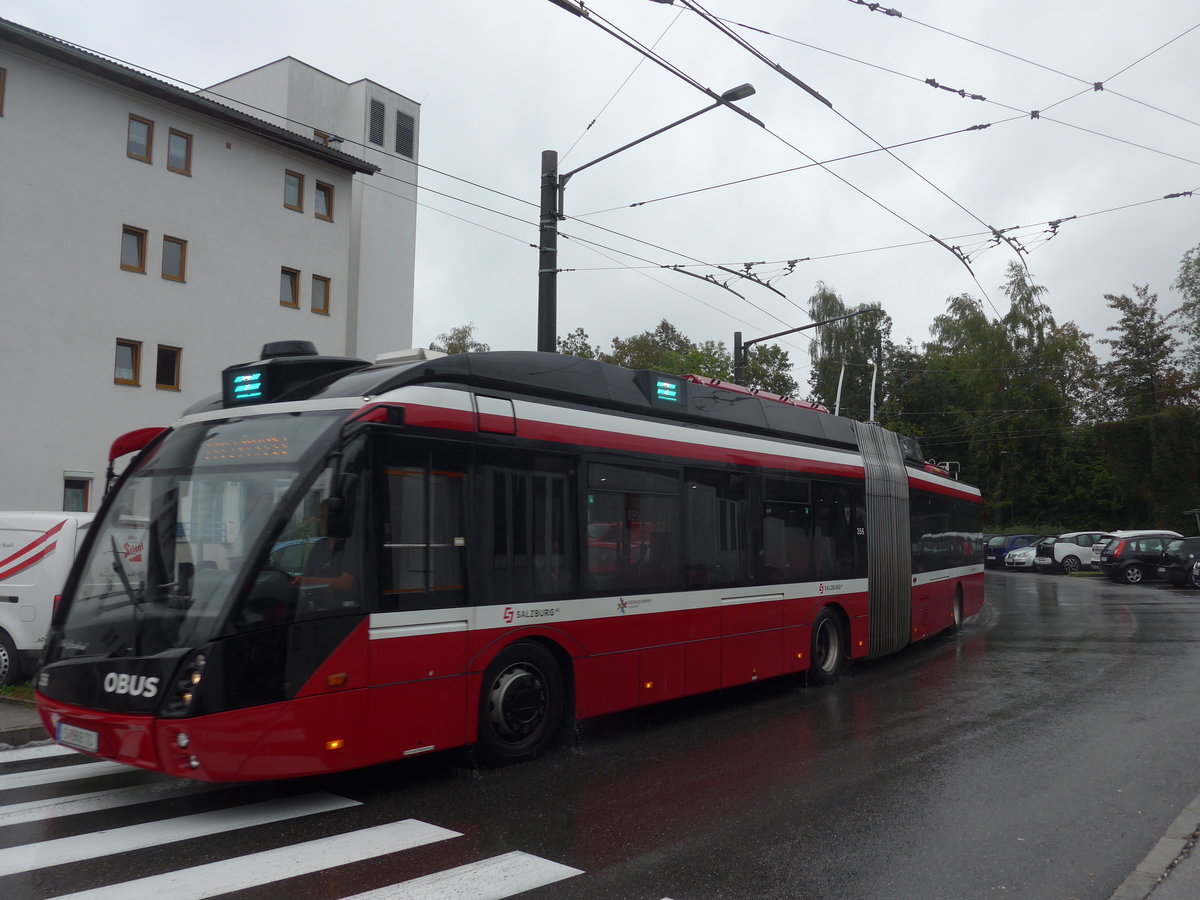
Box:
1110 794 1200 900
0 695 47 748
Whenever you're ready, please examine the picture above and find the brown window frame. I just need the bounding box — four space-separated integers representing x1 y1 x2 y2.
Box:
315 181 334 222
284 170 304 211
115 339 142 386
167 128 192 175
280 267 301 308
155 344 182 391
63 477 91 513
311 275 331 315
120 226 148 273
127 114 154 163
161 236 187 282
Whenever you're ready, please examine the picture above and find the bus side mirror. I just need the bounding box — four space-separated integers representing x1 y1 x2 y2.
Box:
325 474 359 539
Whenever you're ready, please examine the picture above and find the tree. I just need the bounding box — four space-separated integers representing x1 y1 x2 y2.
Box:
1172 242 1200 386
602 320 692 370
556 327 600 359
1099 285 1182 417
576 319 800 396
429 322 490 354
804 282 888 419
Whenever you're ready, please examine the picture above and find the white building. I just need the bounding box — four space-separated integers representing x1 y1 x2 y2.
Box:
0 18 419 512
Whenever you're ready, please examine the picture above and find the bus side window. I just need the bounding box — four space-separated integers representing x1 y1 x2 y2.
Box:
684 469 748 587
378 450 466 612
585 462 680 593
488 468 572 604
761 477 811 584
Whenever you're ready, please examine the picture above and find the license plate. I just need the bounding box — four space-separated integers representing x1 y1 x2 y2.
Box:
57 722 99 753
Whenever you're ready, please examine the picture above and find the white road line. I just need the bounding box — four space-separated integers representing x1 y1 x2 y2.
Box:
0 779 215 827
0 792 360 877
0 760 132 791
345 851 584 900
55 819 461 900
0 743 78 764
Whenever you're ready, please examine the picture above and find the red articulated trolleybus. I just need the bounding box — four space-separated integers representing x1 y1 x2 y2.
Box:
37 341 984 781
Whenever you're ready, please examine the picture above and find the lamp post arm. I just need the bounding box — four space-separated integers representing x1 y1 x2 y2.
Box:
560 102 720 187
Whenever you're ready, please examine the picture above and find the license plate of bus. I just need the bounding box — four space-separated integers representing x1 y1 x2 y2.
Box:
57 722 99 753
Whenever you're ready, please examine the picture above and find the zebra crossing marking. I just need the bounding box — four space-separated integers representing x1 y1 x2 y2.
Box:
0 759 132 791
344 851 584 900
0 749 588 899
0 778 214 827
53 819 461 900
0 792 360 877
0 743 78 764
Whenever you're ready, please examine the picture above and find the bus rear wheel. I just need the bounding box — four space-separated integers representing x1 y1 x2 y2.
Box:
477 642 565 765
808 608 844 687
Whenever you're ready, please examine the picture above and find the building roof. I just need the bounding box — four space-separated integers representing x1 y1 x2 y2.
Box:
0 17 380 175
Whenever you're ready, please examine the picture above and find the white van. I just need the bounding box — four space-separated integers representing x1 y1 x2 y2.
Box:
0 512 94 686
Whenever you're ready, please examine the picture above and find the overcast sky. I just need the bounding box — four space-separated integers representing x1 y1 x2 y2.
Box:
10 0 1199 388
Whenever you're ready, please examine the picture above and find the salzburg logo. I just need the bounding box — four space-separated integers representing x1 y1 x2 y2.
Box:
503 607 514 624
818 583 825 595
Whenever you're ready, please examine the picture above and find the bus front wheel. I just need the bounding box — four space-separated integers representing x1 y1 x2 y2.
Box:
808 608 844 687
477 642 565 765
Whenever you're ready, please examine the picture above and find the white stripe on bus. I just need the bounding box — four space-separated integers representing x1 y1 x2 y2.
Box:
0 792 360 877
53 819 460 900
344 850 584 900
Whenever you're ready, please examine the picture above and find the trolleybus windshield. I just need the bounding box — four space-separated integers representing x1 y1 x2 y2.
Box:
55 411 342 660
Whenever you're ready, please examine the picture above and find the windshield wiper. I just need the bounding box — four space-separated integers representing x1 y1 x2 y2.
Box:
110 535 143 608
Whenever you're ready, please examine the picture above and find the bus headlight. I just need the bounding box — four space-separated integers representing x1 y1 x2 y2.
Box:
161 649 209 717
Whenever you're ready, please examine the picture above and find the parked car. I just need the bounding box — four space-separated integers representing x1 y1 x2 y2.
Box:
1035 531 1113 575
1097 530 1183 584
986 534 1040 569
1005 536 1052 570
1157 537 1200 587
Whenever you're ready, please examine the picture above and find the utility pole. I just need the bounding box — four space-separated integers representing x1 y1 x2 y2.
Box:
537 150 560 354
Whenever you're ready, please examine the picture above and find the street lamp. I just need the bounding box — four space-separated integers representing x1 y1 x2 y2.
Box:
537 83 758 353
733 308 879 385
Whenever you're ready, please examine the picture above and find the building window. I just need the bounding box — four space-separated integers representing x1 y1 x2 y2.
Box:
127 114 153 162
162 236 187 282
120 226 148 273
395 111 415 158
315 182 334 221
156 345 181 390
167 129 192 175
280 267 300 307
368 99 385 145
115 339 141 385
63 476 91 512
0 68 6 117
314 130 331 146
312 275 331 315
284 170 304 211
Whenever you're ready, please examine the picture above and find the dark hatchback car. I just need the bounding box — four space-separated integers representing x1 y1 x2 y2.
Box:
1157 537 1200 587
985 534 1040 569
1097 532 1181 584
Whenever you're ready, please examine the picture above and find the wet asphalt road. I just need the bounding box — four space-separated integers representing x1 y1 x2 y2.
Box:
6 569 1200 899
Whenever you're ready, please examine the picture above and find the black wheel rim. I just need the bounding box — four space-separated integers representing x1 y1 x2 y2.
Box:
488 663 548 742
